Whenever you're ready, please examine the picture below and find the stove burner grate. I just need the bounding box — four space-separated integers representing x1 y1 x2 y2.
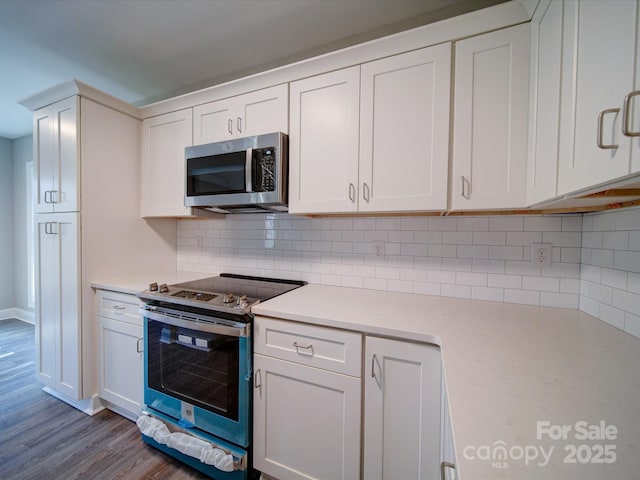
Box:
171 290 218 302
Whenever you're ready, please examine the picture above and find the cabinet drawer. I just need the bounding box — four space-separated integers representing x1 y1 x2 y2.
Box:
96 290 142 325
254 316 361 377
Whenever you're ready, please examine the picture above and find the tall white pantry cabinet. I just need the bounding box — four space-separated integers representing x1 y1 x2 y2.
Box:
23 81 177 409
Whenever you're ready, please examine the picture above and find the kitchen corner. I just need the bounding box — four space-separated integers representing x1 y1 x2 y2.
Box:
252 284 640 480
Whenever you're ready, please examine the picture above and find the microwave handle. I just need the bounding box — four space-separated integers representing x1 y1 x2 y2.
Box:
245 148 253 192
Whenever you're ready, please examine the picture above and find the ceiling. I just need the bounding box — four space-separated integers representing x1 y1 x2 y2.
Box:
0 0 505 139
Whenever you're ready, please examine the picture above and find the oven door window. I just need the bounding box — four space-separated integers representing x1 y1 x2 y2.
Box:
147 320 239 421
186 151 247 196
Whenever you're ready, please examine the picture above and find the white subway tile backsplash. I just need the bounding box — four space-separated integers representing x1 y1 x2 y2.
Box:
177 209 640 338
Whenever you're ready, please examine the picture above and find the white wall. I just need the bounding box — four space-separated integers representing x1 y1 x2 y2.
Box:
12 135 33 314
0 137 14 310
177 213 583 309
580 206 640 338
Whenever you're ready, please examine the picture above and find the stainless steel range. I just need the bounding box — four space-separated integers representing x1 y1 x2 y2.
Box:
136 273 305 480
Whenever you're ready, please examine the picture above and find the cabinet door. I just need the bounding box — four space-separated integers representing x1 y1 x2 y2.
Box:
33 97 79 213
193 97 236 144
194 85 288 144
35 212 81 399
527 0 564 206
141 108 193 217
98 315 143 415
289 67 360 214
558 0 638 195
364 337 442 480
359 45 451 212
253 354 361 480
452 24 529 210
237 84 289 137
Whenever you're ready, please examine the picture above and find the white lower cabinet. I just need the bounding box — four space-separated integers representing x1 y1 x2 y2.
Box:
35 212 81 399
253 317 445 480
364 336 442 480
253 317 361 480
96 289 143 419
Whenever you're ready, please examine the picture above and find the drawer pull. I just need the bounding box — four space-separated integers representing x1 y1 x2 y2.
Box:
113 305 126 313
136 338 143 353
293 341 314 356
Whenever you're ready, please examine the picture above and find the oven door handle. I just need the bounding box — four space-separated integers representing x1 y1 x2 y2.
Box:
140 308 248 338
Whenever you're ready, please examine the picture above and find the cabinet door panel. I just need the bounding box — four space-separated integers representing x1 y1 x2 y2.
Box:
99 316 143 414
54 96 80 212
364 337 441 480
289 67 360 214
35 216 57 384
558 0 638 194
57 213 81 398
452 24 529 210
141 109 193 217
240 84 289 137
193 97 235 144
360 45 450 212
253 354 360 480
527 0 564 206
34 108 54 213
34 212 81 399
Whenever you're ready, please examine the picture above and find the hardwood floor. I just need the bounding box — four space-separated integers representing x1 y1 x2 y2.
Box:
0 319 211 479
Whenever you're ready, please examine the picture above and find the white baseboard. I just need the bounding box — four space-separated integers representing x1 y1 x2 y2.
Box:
42 387 106 416
0 308 35 324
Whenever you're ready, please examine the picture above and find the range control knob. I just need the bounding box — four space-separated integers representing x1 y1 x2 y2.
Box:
236 295 248 308
149 282 158 292
159 284 169 293
223 293 235 304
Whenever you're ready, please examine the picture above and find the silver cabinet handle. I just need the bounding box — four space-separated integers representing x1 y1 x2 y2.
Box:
441 462 456 480
51 190 58 203
348 183 355 202
44 190 51 203
44 222 58 235
362 182 370 203
461 176 470 199
293 341 314 356
254 368 261 388
622 90 640 137
237 117 242 133
371 354 377 378
228 118 233 135
597 108 620 149
113 305 126 313
136 338 143 353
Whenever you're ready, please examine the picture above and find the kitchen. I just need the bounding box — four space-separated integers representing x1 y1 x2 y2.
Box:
1 1 640 479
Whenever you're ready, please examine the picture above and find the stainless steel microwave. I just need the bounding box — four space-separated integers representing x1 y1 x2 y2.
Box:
185 132 288 214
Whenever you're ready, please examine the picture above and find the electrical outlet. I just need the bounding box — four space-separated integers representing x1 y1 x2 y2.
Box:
373 241 386 257
531 243 552 267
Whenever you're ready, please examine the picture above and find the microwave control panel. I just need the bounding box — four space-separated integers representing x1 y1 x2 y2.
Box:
254 147 276 192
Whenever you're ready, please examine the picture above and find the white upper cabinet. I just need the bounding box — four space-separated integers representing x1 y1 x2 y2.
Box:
193 84 288 144
451 24 530 210
290 45 451 215
289 67 361 214
140 108 193 217
34 96 80 213
558 0 640 195
359 45 451 212
527 0 564 206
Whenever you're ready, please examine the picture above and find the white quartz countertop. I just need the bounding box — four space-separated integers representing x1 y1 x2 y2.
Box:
252 284 640 480
90 271 207 295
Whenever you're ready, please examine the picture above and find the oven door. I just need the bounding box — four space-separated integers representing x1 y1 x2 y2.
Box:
142 306 251 448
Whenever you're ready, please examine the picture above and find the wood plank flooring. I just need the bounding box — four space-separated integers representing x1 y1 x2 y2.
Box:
0 319 211 479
